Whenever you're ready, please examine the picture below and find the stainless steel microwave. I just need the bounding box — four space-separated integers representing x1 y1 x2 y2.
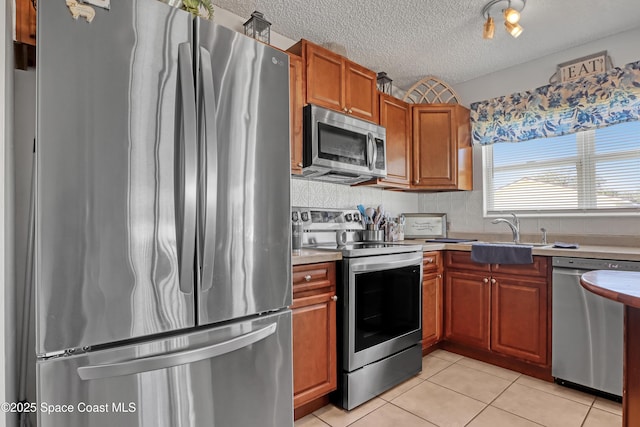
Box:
301 104 387 185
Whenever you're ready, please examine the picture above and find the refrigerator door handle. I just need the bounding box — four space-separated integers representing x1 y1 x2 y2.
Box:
176 42 198 294
198 47 217 292
77 322 277 380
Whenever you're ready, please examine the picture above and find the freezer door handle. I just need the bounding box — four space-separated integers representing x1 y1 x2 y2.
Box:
176 42 198 294
198 47 217 292
77 322 277 380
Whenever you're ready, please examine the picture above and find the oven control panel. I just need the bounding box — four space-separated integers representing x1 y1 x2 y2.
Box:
291 207 364 231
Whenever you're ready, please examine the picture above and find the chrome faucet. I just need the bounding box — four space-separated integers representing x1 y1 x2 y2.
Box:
491 213 520 244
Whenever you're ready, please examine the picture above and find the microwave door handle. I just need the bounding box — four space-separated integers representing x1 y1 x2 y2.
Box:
371 136 378 171
367 133 374 170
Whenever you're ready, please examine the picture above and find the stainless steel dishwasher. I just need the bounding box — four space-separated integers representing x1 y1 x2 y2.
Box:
552 256 640 398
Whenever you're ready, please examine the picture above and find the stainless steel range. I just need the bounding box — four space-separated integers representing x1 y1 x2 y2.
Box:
293 207 424 410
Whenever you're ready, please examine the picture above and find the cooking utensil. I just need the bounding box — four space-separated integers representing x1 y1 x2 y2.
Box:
375 205 384 227
365 207 375 225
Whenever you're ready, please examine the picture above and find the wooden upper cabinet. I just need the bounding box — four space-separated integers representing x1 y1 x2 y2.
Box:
304 44 344 112
344 61 377 122
412 104 473 190
287 53 304 175
16 0 37 46
373 93 411 188
287 39 377 122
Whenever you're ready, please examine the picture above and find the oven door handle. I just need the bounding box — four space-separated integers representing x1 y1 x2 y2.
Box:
351 257 422 273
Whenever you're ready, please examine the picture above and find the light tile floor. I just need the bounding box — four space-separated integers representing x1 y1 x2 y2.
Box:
295 350 622 427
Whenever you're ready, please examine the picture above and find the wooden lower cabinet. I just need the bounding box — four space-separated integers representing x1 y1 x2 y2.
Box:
444 270 490 349
491 274 548 365
444 251 550 367
422 251 443 351
292 262 337 411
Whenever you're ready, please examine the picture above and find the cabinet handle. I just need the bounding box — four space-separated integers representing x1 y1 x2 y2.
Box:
491 278 496 284
331 295 338 302
437 274 442 279
343 107 348 113
483 277 489 284
425 257 434 264
304 275 312 282
415 179 419 184
297 162 303 167
348 108 353 114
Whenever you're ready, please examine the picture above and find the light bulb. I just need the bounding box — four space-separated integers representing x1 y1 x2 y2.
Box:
505 20 523 38
503 7 520 24
483 17 495 39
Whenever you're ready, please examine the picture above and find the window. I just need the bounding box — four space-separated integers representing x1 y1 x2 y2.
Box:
484 121 640 215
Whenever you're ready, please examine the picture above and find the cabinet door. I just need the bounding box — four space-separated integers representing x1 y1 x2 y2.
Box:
377 93 411 187
422 272 443 349
16 0 37 46
491 274 548 365
305 44 344 112
344 60 377 122
288 53 304 174
445 270 490 349
412 104 472 190
291 292 337 408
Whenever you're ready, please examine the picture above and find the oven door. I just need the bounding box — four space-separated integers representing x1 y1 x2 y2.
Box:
343 252 423 371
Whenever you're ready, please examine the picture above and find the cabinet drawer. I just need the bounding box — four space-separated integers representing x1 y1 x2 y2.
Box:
445 251 491 272
293 262 336 297
423 251 442 274
492 256 549 278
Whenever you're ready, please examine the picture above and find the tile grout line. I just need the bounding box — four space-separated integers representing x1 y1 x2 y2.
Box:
512 378 597 407
461 369 535 426
312 414 332 426
386 400 443 426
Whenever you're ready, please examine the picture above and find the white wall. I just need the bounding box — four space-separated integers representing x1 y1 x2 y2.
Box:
13 70 35 427
0 0 6 424
420 28 640 239
1 0 16 425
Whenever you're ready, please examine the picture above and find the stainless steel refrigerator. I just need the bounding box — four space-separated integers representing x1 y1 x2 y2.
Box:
35 1 292 426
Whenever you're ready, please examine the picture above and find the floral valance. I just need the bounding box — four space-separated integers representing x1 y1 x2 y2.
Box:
470 60 640 145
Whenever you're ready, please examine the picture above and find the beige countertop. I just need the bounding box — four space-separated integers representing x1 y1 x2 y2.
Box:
418 242 640 262
292 249 342 266
291 241 640 265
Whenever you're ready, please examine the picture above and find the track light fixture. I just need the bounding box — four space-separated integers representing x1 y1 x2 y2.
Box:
483 16 495 39
481 0 526 39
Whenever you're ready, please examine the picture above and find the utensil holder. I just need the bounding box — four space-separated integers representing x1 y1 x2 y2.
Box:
362 230 384 242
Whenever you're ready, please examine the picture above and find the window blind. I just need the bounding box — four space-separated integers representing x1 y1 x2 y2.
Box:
485 121 640 214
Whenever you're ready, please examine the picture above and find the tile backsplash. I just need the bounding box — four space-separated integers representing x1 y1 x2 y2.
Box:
292 177 420 216
419 190 640 238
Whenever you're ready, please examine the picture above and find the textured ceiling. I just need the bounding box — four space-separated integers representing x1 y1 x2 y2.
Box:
212 0 640 89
